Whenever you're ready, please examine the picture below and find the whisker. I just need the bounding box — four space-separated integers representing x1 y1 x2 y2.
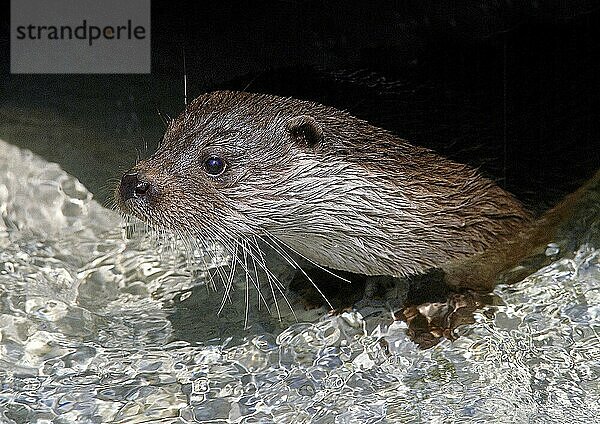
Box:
251 236 297 322
116 212 312 325
244 239 273 314
264 231 351 283
218 242 238 315
236 239 272 315
242 242 250 329
261 233 334 310
197 227 272 317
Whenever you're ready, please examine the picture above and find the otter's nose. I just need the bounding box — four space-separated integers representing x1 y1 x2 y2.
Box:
120 172 151 201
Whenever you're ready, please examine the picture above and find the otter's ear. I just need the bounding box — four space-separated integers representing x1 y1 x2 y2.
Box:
285 115 323 148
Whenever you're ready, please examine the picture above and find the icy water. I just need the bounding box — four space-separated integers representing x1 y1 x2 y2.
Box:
0 137 599 423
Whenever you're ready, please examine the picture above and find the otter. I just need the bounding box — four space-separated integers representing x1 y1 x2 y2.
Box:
115 91 586 294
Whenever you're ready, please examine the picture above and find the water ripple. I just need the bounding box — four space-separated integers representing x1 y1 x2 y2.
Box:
0 139 599 423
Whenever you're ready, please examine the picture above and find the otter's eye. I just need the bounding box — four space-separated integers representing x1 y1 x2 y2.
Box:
204 156 226 176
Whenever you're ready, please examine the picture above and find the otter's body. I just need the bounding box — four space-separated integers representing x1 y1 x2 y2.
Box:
116 91 532 287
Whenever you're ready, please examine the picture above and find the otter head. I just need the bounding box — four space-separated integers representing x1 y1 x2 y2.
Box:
116 91 347 261
116 90 531 279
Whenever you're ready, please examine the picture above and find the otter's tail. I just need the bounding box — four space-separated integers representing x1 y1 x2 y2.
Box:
443 169 600 291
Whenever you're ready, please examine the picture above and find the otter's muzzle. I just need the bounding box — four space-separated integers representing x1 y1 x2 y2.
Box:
119 172 151 202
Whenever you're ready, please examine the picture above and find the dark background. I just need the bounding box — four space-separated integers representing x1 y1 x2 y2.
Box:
0 0 598 212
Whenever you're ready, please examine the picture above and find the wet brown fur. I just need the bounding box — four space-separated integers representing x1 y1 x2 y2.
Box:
117 91 595 291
